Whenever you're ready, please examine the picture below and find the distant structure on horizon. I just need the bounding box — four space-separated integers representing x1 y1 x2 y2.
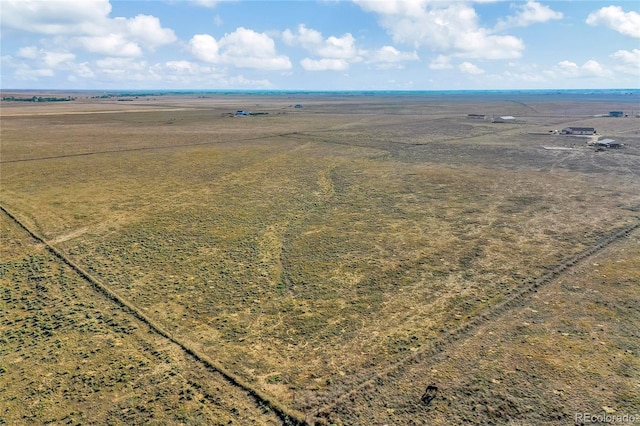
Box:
608 111 624 117
493 116 516 123
467 114 486 120
561 127 596 135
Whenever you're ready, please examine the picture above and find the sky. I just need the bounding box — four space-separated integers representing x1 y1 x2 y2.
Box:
1 0 639 91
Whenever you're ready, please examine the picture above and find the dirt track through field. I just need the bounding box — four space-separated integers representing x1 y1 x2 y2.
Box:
0 204 308 426
309 218 640 423
3 201 638 425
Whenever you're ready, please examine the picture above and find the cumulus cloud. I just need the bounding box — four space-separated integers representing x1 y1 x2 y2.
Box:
116 15 177 49
189 34 219 63
367 46 419 69
610 48 640 75
611 48 640 66
283 25 362 60
0 0 112 35
77 34 143 57
16 46 76 69
495 1 563 30
459 61 484 74
586 6 640 38
284 24 416 70
283 24 363 70
547 59 612 79
219 27 291 70
189 28 291 70
1 0 176 58
354 0 524 60
282 25 323 48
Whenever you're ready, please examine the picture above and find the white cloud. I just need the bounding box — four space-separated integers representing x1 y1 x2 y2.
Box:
354 0 524 60
218 27 291 70
189 34 219 63
16 46 39 60
282 24 323 48
581 60 609 77
610 49 640 75
75 62 95 78
284 24 363 71
317 34 359 60
1 55 55 80
300 58 349 71
586 6 640 38
117 15 177 49
547 59 612 79
283 24 363 62
43 51 75 68
495 1 563 30
164 60 199 74
189 28 291 70
368 46 419 68
285 24 417 71
77 34 143 57
0 0 111 35
1 0 176 58
17 46 75 68
429 55 453 70
453 30 523 60
459 61 484 74
19 68 56 79
611 48 640 66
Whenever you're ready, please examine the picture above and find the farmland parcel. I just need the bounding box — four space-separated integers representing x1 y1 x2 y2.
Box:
1 92 639 425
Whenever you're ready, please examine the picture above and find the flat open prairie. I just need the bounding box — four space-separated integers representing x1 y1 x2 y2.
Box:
1 92 639 425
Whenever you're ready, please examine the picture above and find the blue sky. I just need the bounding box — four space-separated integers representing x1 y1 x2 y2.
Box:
1 0 639 90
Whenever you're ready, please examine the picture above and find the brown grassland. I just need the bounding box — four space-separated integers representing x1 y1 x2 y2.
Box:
1 91 639 425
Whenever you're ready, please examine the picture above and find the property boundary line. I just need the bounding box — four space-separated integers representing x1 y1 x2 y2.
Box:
309 218 640 423
0 204 309 426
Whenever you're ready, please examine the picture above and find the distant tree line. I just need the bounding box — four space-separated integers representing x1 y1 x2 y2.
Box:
91 93 163 99
2 96 75 102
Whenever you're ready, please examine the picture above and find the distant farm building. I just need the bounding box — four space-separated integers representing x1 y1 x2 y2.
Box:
467 114 486 120
609 111 624 117
595 139 624 149
294 104 303 108
493 116 515 123
561 127 595 135
235 110 251 116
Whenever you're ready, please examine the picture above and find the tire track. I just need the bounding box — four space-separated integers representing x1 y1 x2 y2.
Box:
0 204 308 426
309 218 640 424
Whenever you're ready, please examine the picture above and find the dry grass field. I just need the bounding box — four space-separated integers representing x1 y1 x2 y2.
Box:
1 91 639 425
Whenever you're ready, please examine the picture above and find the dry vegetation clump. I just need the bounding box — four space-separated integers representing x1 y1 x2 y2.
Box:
1 93 638 424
